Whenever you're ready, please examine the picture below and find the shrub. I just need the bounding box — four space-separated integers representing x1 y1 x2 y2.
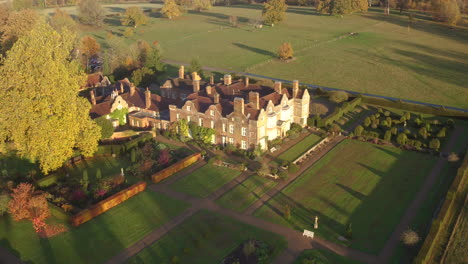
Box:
448 152 459 162
345 223 353 239
171 256 179 264
401 229 420 247
278 42 293 60
329 91 348 103
96 168 102 180
95 117 115 139
397 133 408 145
384 130 392 142
278 168 288 180
429 138 440 151
437 127 446 138
384 111 390 117
123 28 134 37
131 148 137 163
243 239 256 257
354 125 364 136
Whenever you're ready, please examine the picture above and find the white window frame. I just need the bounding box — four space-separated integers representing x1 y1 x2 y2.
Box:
241 140 247 149
187 106 191 111
199 118 203 126
187 116 191 122
210 110 215 116
222 123 226 132
210 120 214 128
229 124 234 134
229 137 234 144
176 113 180 120
242 127 247 136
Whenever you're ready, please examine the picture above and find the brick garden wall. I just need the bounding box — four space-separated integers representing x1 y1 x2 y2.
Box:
151 153 202 183
70 181 147 227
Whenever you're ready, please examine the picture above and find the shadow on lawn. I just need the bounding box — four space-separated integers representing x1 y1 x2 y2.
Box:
335 183 366 201
233 43 275 57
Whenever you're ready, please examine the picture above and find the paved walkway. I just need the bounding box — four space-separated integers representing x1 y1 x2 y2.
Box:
376 126 465 263
0 246 23 264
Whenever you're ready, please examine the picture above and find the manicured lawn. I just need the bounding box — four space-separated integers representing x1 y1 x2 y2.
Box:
170 164 241 198
216 175 278 212
278 133 322 162
0 190 189 264
294 249 363 264
64 155 133 182
254 140 439 254
126 210 287 264
53 4 468 108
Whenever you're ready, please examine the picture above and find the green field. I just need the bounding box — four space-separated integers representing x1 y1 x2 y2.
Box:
216 174 278 212
254 140 440 254
294 249 363 264
278 133 323 162
169 164 241 198
444 203 468 264
60 4 468 109
126 210 287 264
0 190 188 264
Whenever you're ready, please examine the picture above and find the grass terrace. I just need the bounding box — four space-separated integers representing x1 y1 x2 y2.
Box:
294 249 363 264
278 133 323 162
169 164 241 198
216 175 278 212
126 210 287 264
254 140 442 254
0 190 189 264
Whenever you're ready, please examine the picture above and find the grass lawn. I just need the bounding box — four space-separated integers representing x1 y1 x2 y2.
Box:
51 4 468 108
278 133 322 162
64 155 133 182
169 164 241 198
254 140 440 254
125 209 287 264
294 249 363 264
444 203 468 264
0 190 189 264
216 175 278 212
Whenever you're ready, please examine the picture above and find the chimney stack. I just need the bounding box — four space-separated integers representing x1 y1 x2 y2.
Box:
193 79 200 93
178 65 184 79
245 77 249 87
234 97 244 115
249 91 259 110
90 90 96 105
292 80 299 98
224 74 232 85
213 92 219 104
206 85 212 95
274 81 282 94
130 83 136 96
120 82 124 94
145 88 151 109
210 75 214 85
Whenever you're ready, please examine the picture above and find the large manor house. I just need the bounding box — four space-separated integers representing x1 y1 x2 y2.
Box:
88 66 310 150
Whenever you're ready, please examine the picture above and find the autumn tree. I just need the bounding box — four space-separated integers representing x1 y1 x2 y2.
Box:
137 40 152 66
162 0 182 19
0 20 100 174
262 0 288 25
78 0 104 27
49 8 76 33
432 0 461 26
121 6 148 28
192 0 212 11
81 36 101 58
278 42 293 60
317 0 368 14
0 9 39 54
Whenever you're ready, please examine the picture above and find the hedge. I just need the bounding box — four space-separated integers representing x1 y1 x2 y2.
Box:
414 150 468 263
36 174 60 188
151 153 202 183
317 97 362 127
70 181 147 226
361 96 468 118
122 132 154 152
95 144 124 155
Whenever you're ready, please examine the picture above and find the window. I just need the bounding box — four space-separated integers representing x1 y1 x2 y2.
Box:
229 124 234 134
210 120 214 128
210 110 215 116
187 106 191 111
187 116 191 122
222 123 226 132
242 127 247 136
229 137 234 144
199 118 203 126
241 140 247 149
176 113 180 120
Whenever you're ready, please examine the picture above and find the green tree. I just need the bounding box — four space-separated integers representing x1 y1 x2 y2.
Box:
78 0 104 27
418 127 428 139
262 0 288 25
0 20 100 174
131 67 156 87
384 130 392 142
162 0 182 19
145 45 166 73
49 8 76 33
95 116 115 139
329 91 348 103
121 6 148 28
0 194 10 216
396 133 408 145
354 125 364 136
363 117 371 127
390 127 398 135
437 128 446 138
429 138 440 151
188 57 203 78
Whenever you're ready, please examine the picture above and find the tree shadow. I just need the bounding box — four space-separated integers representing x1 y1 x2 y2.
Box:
335 183 366 201
105 7 126 13
104 17 122 27
232 42 275 57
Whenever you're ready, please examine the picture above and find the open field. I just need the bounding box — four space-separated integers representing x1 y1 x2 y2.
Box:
51 4 468 109
278 133 322 162
169 164 241 198
125 209 287 264
294 249 363 264
254 140 441 254
0 190 188 264
216 174 278 212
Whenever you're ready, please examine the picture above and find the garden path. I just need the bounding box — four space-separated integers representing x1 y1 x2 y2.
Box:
0 245 23 264
377 125 465 263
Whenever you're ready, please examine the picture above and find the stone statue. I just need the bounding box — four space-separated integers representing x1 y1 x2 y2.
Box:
314 216 319 229
121 168 125 177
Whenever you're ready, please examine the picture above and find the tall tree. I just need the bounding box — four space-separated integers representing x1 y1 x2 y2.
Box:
188 57 203 78
78 0 105 27
0 9 38 54
0 20 100 174
137 39 152 66
161 0 182 19
432 0 461 26
192 0 212 11
262 0 287 25
317 0 367 14
49 8 76 33
121 6 148 28
80 35 101 58
144 44 166 73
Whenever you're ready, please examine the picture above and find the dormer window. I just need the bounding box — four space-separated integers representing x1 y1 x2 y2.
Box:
210 110 215 116
187 106 191 111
